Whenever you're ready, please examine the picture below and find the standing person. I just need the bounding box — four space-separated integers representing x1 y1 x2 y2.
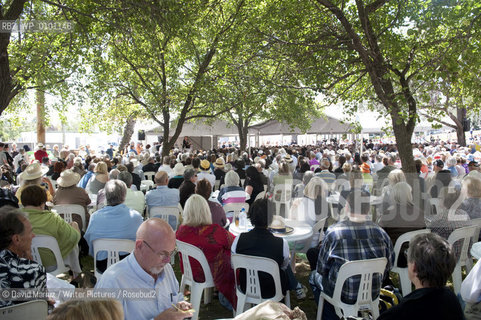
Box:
95 218 193 320
106 144 115 160
182 136 191 151
378 233 464 320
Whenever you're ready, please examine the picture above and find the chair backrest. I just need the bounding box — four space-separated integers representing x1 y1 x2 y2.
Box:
31 235 69 276
331 179 349 193
176 240 214 285
0 300 48 320
148 206 181 230
52 204 87 232
144 171 156 181
140 180 155 192
332 258 387 316
393 229 431 267
471 218 481 242
92 238 135 280
231 253 285 304
214 180 220 191
312 217 328 245
272 183 293 203
447 225 477 266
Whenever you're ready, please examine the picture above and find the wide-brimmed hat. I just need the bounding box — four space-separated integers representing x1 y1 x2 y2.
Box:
173 163 185 176
214 157 225 168
200 160 210 171
284 155 293 163
37 143 44 149
57 169 81 188
18 162 48 181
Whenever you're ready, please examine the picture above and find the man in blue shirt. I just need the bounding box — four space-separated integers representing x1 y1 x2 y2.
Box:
85 179 143 273
96 218 192 320
146 171 180 211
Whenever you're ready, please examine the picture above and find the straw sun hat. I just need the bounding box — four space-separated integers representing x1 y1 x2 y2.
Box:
57 169 81 188
19 162 48 181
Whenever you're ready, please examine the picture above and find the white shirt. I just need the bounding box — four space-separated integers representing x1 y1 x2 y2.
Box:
197 171 216 190
124 189 146 216
95 253 182 320
158 164 174 178
461 258 481 303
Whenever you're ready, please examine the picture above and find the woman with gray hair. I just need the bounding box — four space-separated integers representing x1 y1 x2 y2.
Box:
217 170 246 206
378 181 426 245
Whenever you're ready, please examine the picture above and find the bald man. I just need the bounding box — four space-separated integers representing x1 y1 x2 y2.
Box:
145 171 180 211
96 218 192 320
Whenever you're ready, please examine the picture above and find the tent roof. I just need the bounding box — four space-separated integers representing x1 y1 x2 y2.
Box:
248 116 352 135
145 118 239 136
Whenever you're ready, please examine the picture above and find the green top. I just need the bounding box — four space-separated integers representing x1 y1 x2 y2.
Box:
23 208 81 270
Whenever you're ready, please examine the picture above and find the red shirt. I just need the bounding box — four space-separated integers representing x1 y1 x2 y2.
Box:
34 149 48 162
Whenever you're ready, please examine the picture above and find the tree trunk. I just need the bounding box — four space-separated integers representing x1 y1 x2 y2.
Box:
238 125 248 151
391 114 416 173
456 107 466 146
119 115 136 155
36 89 45 144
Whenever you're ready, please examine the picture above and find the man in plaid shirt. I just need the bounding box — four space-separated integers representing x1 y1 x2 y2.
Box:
310 189 395 320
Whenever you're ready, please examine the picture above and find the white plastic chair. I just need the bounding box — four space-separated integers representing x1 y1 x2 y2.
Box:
31 235 70 276
231 253 290 316
177 240 216 320
0 300 48 320
148 206 181 231
144 171 156 181
140 180 155 192
391 229 431 296
317 257 387 320
272 183 293 216
448 225 477 294
470 218 481 243
52 204 87 232
214 180 220 191
92 238 135 280
290 217 328 272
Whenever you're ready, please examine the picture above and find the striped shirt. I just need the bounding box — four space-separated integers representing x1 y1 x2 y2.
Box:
315 219 394 304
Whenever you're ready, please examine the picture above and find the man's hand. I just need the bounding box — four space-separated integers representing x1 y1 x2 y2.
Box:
154 303 194 320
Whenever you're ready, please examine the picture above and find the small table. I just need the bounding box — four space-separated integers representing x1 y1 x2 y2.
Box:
229 219 313 273
471 242 481 259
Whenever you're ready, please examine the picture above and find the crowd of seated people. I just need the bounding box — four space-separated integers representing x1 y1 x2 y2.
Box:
1 137 481 319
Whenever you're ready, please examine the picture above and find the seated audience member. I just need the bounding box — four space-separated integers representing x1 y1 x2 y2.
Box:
428 186 472 258
47 299 123 320
378 182 426 245
217 170 246 206
146 171 180 210
53 169 92 231
125 162 141 191
21 185 80 271
430 168 453 199
176 195 236 310
0 206 47 307
71 157 86 177
84 180 143 273
117 171 145 215
0 188 19 208
157 156 173 176
379 233 464 320
461 258 481 319
168 163 185 189
195 179 226 226
315 158 336 187
245 166 264 206
77 163 95 189
96 218 193 320
51 161 66 181
231 198 307 300
197 160 216 189
338 169 370 214
179 168 197 208
310 190 394 320
95 168 120 210
459 176 481 220
293 170 314 198
87 161 109 195
142 157 157 177
16 162 54 204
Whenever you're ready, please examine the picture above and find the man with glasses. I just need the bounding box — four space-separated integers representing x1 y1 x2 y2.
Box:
96 218 193 320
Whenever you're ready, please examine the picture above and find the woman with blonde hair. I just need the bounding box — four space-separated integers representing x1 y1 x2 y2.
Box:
48 299 123 320
87 161 109 194
460 176 481 219
176 194 236 310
